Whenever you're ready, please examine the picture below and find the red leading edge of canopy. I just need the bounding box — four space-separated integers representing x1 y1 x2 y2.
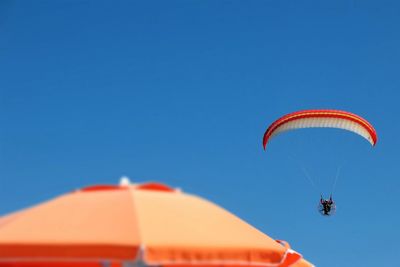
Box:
263 109 378 149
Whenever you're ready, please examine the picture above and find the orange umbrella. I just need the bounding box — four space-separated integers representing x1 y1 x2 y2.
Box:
0 180 314 267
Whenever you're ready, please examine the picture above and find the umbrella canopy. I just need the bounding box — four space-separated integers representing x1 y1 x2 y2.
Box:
0 181 313 267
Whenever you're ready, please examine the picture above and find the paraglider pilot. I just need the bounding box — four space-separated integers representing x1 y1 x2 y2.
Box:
320 195 334 216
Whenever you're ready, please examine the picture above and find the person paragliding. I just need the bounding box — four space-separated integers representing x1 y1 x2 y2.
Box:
262 109 378 216
319 194 335 216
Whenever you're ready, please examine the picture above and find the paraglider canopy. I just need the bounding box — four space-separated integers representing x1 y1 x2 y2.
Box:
263 109 377 150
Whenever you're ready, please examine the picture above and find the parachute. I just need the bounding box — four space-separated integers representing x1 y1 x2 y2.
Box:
262 109 377 216
263 109 377 150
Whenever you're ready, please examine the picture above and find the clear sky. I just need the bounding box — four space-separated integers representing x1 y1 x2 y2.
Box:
1 1 399 266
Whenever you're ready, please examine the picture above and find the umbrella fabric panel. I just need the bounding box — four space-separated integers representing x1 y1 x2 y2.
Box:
291 259 314 267
0 189 140 259
133 190 288 265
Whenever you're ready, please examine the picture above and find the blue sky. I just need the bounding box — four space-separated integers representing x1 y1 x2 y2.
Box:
1 1 399 266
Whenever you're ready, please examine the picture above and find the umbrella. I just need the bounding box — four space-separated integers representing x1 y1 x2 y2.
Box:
0 180 314 267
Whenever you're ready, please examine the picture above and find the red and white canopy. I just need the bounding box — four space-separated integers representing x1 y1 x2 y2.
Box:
263 109 377 149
